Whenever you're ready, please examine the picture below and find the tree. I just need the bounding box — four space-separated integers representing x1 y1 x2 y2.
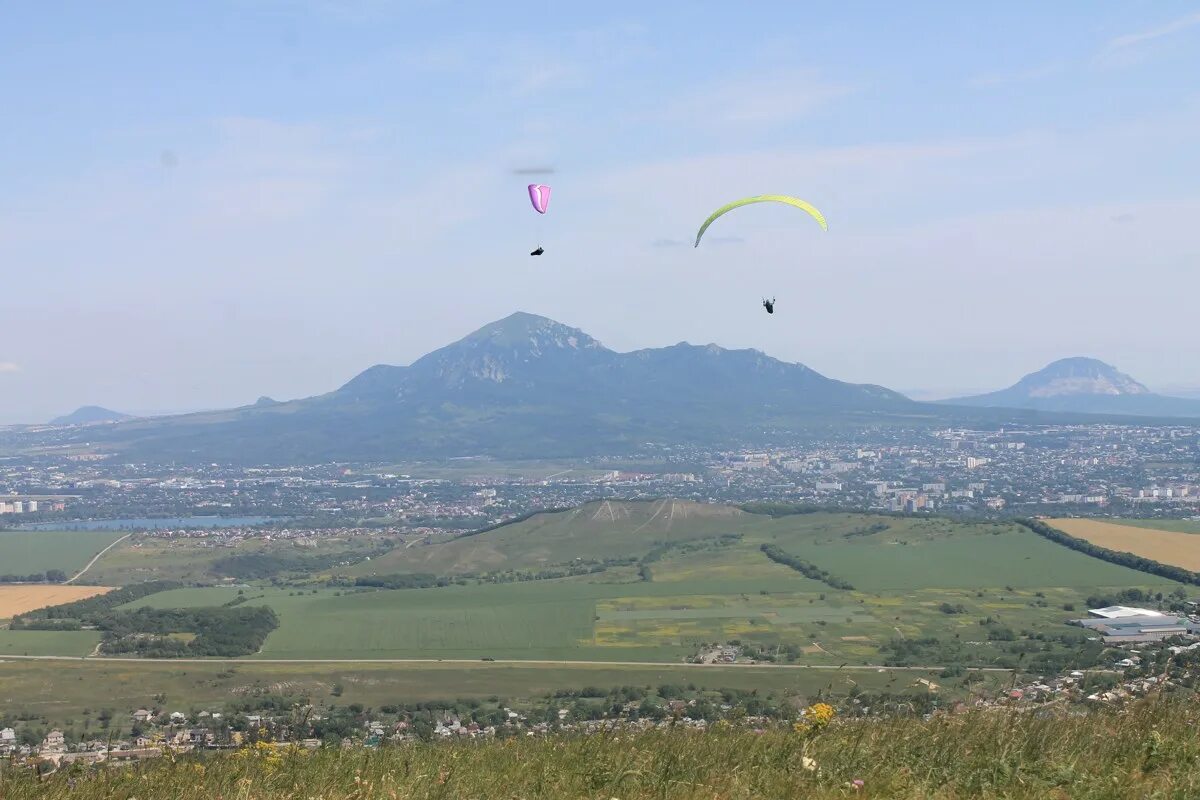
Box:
637 700 665 721
411 719 434 742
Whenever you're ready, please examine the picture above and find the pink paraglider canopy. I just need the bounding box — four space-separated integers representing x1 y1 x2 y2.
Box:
528 184 551 214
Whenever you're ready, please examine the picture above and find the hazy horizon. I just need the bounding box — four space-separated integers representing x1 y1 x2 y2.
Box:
3 2 1199 423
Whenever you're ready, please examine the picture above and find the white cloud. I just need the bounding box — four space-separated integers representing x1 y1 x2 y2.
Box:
1106 12 1200 51
1097 12 1200 67
0 362 19 373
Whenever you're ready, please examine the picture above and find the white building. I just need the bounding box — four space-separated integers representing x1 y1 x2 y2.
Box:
1088 606 1163 619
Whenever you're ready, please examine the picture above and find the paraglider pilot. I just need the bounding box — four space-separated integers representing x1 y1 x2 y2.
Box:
762 297 775 314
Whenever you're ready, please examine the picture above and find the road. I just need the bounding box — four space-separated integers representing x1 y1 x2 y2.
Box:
0 654 1017 672
66 533 130 584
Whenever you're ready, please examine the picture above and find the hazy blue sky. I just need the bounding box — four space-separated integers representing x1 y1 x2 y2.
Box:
2 1 1199 421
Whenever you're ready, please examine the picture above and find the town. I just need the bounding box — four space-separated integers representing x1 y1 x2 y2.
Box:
5 606 1199 774
2 422 1197 535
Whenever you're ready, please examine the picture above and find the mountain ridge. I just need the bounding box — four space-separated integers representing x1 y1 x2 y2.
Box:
16 319 1197 463
25 312 919 461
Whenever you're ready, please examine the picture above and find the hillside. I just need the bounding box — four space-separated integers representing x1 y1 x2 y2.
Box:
355 498 747 574
4 701 1197 799
944 357 1200 417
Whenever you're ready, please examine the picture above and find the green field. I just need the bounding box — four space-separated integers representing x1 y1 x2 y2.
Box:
356 499 748 575
755 515 1159 591
0 629 102 657
0 658 964 729
114 504 1180 665
19 503 1187 667
0 530 126 575
81 533 389 585
359 504 1167 590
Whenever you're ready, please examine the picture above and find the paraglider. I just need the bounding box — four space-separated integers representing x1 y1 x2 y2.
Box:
694 195 826 248
762 297 775 314
527 183 551 255
528 184 551 214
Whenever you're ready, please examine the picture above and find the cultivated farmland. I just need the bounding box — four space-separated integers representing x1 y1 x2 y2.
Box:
1107 518 1200 534
113 504 1181 665
1048 518 1200 571
0 584 113 618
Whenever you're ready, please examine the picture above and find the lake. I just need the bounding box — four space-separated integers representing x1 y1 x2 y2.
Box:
16 515 280 531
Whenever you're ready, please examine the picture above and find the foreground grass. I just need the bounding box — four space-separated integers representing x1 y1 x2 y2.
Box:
6 700 1199 799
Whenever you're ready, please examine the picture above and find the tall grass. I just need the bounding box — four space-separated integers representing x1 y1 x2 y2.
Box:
4 699 1198 799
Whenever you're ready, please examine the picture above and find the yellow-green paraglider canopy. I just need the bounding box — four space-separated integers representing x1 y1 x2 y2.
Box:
694 195 827 247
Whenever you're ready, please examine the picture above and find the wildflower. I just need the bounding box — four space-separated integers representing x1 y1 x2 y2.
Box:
852 778 865 790
801 756 818 772
806 703 836 728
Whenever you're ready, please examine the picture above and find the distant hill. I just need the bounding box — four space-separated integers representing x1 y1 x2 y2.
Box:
942 357 1200 417
49 406 132 426
355 499 747 575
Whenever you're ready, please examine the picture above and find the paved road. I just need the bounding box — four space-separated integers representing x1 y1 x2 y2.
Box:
66 533 131 584
0 654 1016 672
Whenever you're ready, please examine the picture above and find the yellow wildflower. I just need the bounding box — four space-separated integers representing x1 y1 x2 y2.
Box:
806 703 835 728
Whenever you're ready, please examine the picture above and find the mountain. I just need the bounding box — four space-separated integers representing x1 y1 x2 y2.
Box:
49 406 133 426
30 312 921 462
943 357 1200 417
24 320 1181 464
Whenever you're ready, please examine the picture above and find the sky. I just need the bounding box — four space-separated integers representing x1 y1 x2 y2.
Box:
1 1 1199 421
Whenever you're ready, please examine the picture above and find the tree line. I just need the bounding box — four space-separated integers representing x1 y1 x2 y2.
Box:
759 544 854 590
0 569 67 583
212 544 391 580
12 580 183 623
